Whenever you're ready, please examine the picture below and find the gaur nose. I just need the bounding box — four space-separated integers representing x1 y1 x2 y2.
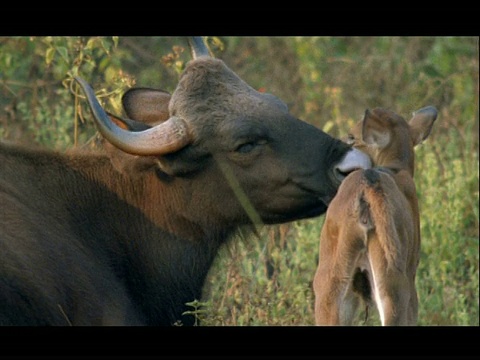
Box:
334 148 372 181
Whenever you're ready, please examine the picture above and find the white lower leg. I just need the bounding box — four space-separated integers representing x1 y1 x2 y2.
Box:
368 260 385 326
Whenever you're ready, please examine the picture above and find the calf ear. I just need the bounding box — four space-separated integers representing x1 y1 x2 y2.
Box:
362 109 391 148
122 88 172 125
409 106 438 146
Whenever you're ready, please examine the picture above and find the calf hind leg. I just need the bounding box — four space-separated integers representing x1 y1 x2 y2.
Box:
370 267 411 326
314 264 364 326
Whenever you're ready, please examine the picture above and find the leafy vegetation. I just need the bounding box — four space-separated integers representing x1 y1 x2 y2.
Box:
0 36 477 326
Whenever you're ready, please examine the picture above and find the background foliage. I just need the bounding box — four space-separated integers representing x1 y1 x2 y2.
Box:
0 36 478 325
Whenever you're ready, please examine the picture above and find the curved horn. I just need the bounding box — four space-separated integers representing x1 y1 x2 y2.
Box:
75 76 192 156
188 37 211 59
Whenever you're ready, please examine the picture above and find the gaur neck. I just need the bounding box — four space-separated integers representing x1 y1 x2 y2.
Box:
66 152 235 325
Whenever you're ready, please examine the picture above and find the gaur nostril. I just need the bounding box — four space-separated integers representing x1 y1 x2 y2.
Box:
334 167 353 182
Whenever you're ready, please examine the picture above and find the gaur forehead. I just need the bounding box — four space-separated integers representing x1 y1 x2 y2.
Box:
168 57 288 124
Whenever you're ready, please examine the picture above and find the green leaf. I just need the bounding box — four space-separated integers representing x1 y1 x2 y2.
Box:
69 65 79 77
101 38 111 54
45 47 55 65
322 120 334 133
4 53 12 67
185 299 202 307
57 47 69 64
85 38 97 51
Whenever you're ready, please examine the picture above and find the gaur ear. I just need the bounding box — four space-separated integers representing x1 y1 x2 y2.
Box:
409 106 438 146
122 88 172 125
361 109 391 148
102 113 160 175
107 113 151 132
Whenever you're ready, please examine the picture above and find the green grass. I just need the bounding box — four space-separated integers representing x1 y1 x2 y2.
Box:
415 131 479 326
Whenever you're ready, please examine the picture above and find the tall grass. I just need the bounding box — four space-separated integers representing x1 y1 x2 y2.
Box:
415 130 479 325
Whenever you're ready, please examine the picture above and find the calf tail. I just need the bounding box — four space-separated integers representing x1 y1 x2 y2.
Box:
357 169 401 269
356 168 408 325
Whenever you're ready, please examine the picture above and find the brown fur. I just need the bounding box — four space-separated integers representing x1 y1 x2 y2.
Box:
314 107 437 325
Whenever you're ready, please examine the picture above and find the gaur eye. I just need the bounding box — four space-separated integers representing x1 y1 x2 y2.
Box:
235 142 256 154
234 139 267 154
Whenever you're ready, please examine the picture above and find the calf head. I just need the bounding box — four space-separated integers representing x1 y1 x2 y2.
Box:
345 106 438 174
